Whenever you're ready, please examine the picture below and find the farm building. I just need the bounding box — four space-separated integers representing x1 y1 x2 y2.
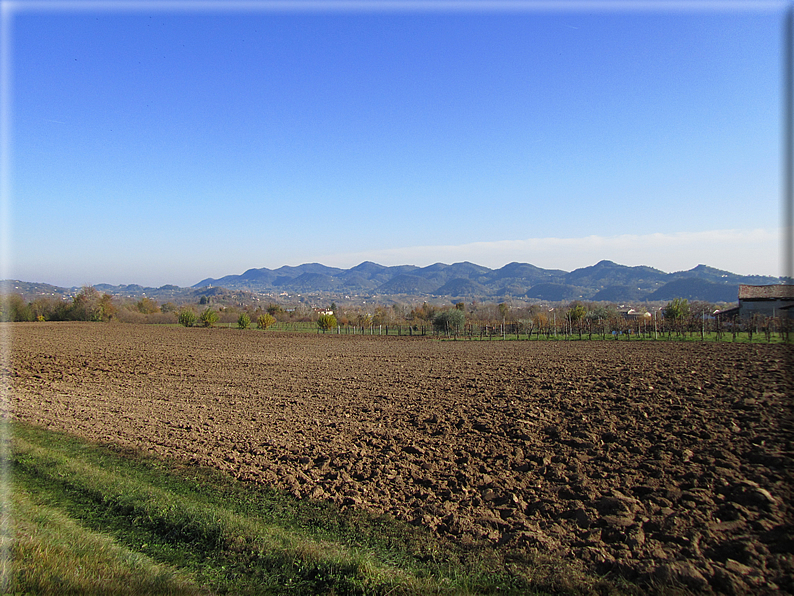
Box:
722 284 794 318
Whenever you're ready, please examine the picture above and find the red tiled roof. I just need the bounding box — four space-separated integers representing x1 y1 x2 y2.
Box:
738 284 794 300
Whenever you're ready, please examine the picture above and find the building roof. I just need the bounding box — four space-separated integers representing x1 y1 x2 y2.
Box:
738 284 794 300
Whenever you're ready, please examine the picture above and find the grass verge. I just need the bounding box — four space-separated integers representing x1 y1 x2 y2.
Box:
9 484 206 595
6 421 629 595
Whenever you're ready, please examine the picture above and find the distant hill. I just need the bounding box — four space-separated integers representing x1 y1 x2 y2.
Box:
644 278 739 303
668 264 776 286
434 278 489 296
564 261 667 288
0 280 74 300
191 259 781 303
591 285 647 302
0 279 257 304
2 260 783 304
525 283 586 302
376 274 438 295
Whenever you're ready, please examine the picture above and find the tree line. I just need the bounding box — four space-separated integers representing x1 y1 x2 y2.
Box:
2 287 788 342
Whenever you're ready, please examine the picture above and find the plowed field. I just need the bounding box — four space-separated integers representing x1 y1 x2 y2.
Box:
8 322 794 593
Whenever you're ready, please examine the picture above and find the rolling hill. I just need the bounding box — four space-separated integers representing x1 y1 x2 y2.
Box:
3 260 783 304
192 260 781 303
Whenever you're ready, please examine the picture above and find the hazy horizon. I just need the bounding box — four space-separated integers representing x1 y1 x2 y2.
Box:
4 2 787 287
6 247 782 290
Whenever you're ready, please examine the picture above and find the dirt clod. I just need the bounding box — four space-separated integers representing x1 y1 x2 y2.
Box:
8 322 793 592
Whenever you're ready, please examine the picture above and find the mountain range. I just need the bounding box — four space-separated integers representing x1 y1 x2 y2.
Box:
193 260 780 304
3 260 782 304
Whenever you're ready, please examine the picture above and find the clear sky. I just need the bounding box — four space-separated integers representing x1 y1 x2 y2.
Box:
4 1 787 287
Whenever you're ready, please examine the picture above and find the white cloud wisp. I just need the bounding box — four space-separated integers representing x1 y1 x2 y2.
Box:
322 228 782 277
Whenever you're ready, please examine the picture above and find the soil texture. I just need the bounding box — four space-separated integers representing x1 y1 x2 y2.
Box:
8 323 793 593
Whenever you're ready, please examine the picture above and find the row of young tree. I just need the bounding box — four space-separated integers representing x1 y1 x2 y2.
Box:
177 308 278 330
318 298 790 342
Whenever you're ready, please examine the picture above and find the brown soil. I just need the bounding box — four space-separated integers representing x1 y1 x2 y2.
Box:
8 322 794 593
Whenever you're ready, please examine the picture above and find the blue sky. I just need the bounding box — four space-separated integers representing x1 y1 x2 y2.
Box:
4 1 787 287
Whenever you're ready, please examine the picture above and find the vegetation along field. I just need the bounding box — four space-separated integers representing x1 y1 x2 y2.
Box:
7 322 794 594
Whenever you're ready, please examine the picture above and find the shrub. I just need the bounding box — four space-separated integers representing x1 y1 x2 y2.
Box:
160 302 178 313
178 309 197 327
663 298 690 322
257 313 276 329
238 313 251 329
2 294 34 321
136 297 159 314
317 313 337 333
432 309 465 335
70 286 105 322
200 308 219 328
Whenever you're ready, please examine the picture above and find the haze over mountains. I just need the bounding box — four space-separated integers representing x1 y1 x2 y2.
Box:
5 260 781 305
192 260 778 303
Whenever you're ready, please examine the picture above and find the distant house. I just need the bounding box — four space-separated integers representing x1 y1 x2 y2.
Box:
721 285 794 318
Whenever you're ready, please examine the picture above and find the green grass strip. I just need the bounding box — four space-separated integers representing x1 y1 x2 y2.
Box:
9 485 206 596
8 422 610 595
